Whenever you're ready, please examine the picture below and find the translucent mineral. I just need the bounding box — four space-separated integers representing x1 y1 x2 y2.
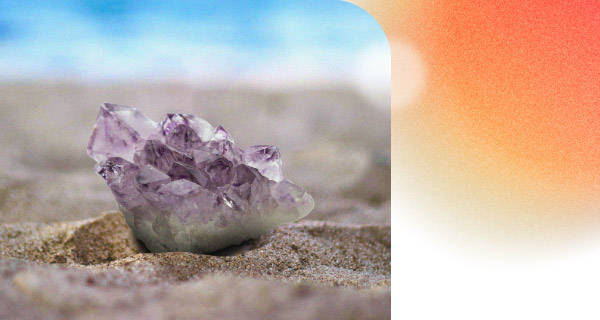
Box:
87 103 314 253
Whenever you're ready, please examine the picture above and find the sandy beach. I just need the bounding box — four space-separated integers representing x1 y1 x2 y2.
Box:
0 82 390 319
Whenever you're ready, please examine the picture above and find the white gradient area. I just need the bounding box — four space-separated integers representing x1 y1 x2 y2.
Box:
390 41 425 109
353 42 391 109
394 186 600 318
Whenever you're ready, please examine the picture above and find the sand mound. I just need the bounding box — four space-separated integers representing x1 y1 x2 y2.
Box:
1 211 390 288
0 212 145 265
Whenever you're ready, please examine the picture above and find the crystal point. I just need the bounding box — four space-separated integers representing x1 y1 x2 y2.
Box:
88 104 314 253
243 145 284 182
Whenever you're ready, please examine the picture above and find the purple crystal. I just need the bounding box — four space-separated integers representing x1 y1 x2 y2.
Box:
88 103 314 253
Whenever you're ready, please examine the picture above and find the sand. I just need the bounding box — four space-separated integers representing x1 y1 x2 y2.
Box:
0 211 390 319
0 82 390 319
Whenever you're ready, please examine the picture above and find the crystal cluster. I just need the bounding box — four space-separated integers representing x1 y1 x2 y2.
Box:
88 103 314 253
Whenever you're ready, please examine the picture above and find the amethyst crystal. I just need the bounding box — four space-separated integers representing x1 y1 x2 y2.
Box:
88 103 314 253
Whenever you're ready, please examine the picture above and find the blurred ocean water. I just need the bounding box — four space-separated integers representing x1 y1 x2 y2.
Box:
0 0 389 103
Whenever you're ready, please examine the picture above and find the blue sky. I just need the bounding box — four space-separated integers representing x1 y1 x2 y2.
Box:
0 0 389 99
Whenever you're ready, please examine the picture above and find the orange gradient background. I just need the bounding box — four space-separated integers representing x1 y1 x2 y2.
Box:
351 0 600 244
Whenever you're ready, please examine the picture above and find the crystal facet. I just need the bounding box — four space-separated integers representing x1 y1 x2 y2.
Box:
88 103 314 253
